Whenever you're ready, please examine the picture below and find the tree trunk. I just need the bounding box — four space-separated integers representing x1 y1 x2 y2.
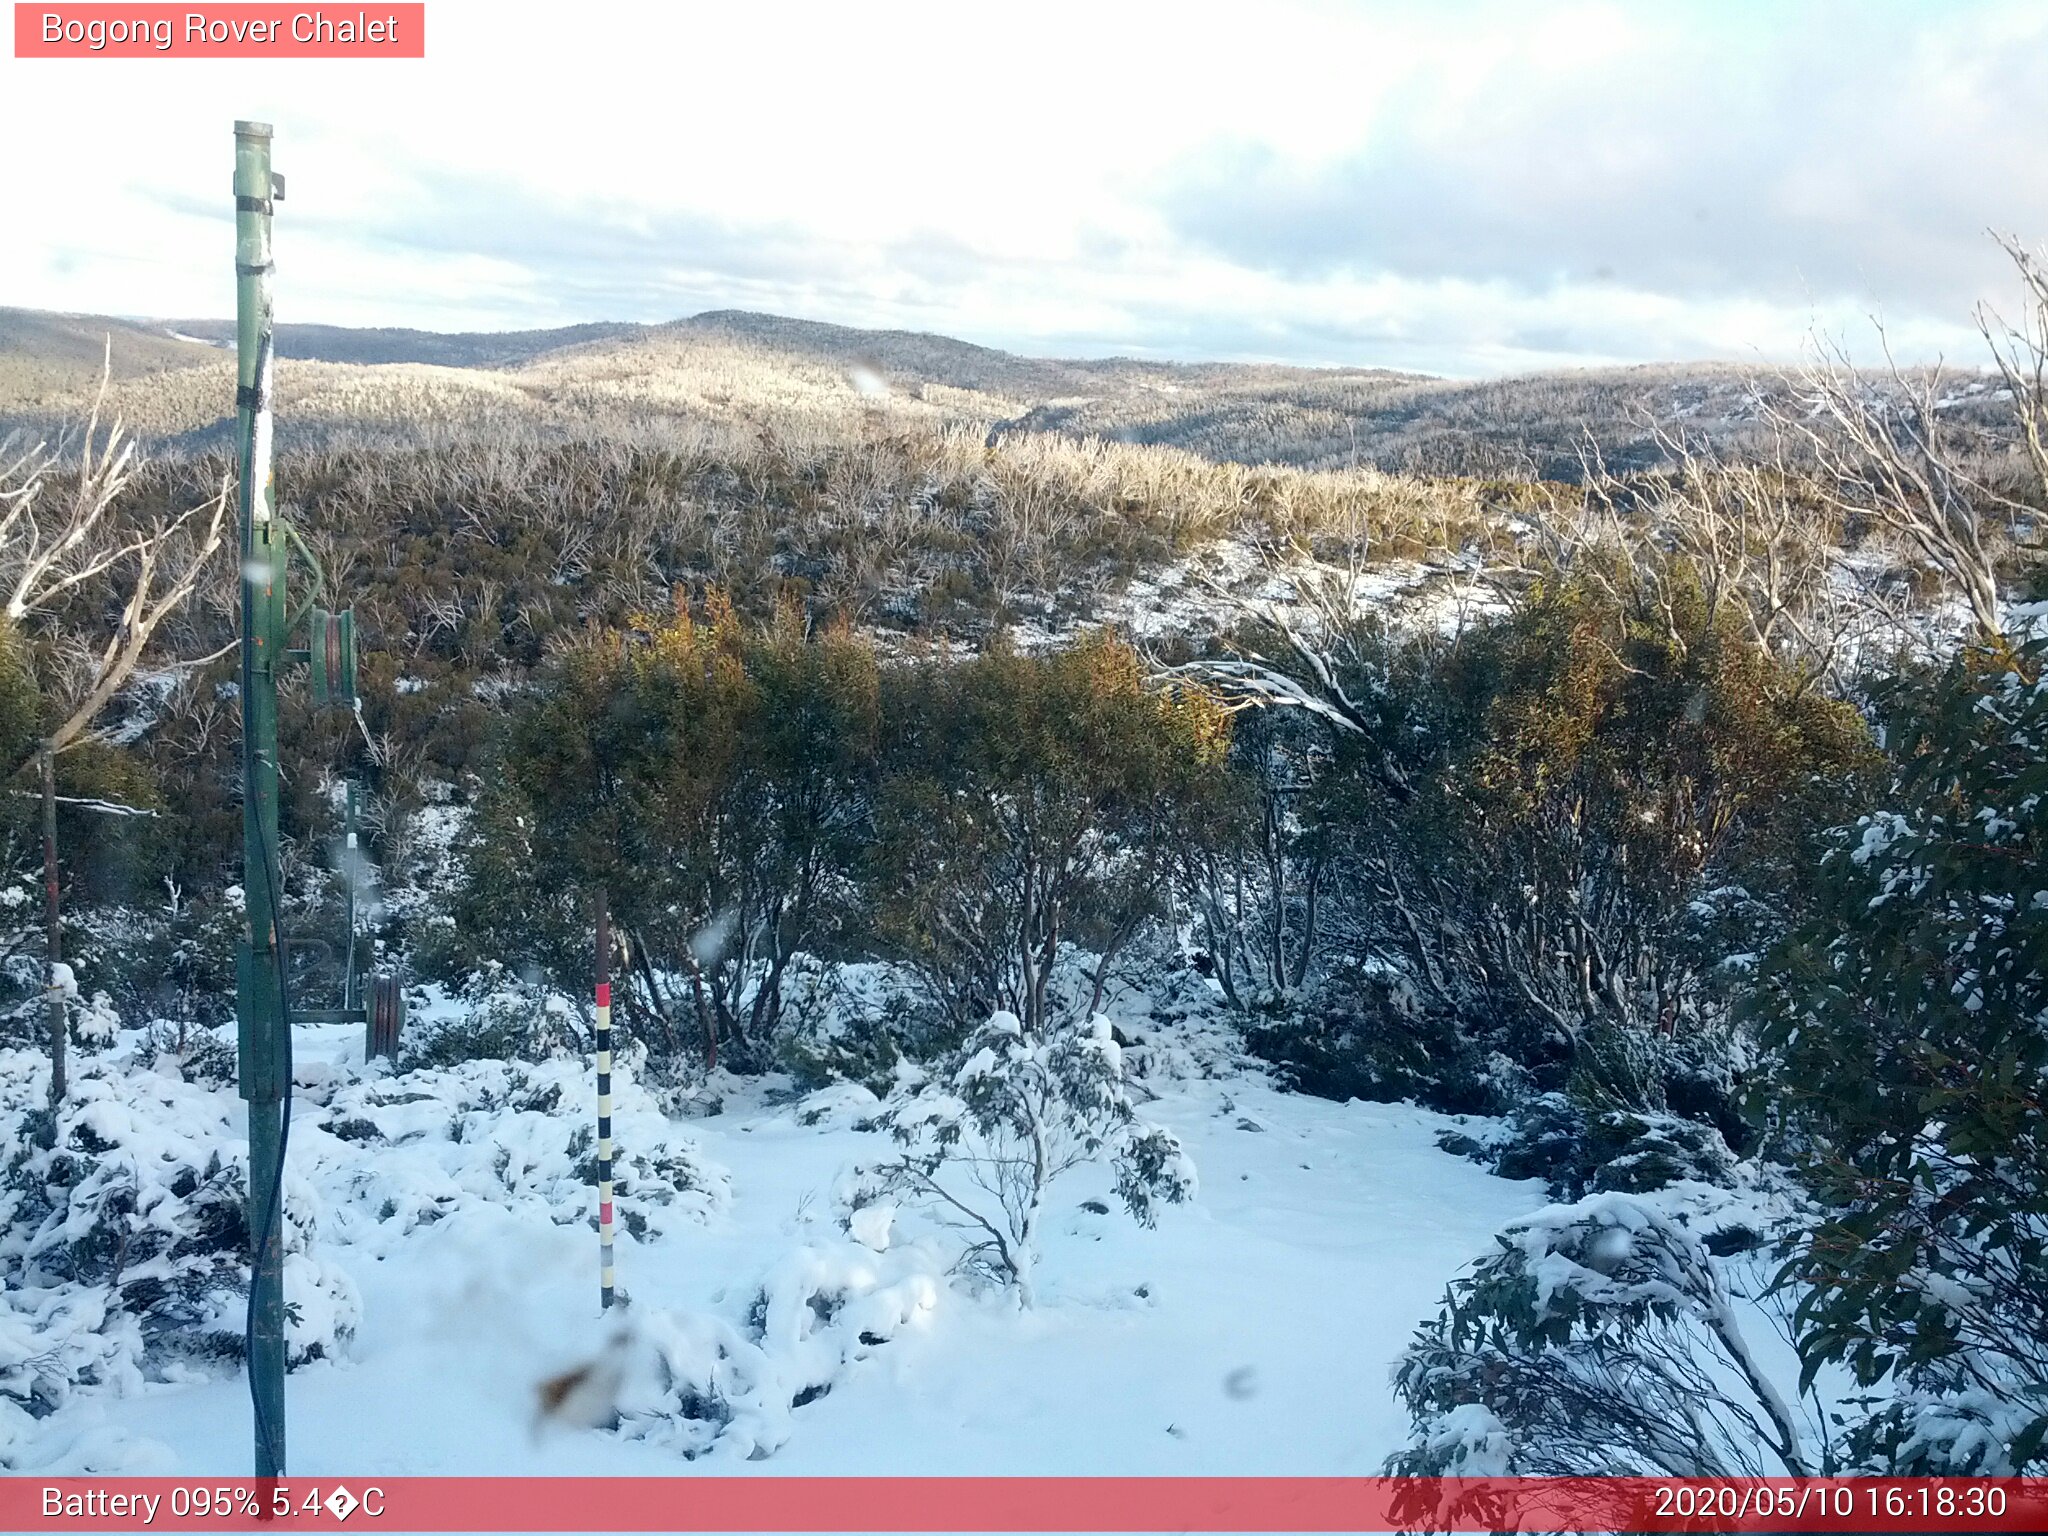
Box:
673 949 717 1072
625 934 684 1059
42 747 65 1116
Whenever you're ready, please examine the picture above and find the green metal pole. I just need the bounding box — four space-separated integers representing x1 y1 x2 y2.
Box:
233 118 289 1483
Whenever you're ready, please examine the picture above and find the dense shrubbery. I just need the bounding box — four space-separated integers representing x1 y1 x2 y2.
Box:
454 595 881 1070
443 561 1878 1150
1389 631 2048 1478
2 324 2039 1475
1221 563 1868 1116
870 632 1231 1037
451 611 1234 1072
0 1046 360 1402
1753 638 2048 1472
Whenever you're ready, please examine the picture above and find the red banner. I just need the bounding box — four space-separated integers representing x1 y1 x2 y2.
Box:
13 5 425 58
5 1477 2047 1532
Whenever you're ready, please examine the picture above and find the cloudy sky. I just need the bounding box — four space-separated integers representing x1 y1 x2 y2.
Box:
4 0 2046 375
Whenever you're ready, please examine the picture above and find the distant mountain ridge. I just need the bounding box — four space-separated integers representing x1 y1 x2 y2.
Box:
0 302 1925 478
0 308 221 405
162 318 644 369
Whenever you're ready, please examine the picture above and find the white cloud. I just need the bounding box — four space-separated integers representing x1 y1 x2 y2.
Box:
1 0 2041 373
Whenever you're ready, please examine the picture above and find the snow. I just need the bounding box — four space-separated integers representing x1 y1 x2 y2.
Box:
6 1016 1546 1477
846 1203 895 1252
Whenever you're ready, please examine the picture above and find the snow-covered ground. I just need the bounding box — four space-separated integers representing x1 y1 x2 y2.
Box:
9 1018 1545 1478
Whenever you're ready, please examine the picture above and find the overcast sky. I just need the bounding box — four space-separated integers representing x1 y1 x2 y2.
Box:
4 0 2046 375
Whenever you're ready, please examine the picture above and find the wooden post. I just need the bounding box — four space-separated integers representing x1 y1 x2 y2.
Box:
369 975 405 1060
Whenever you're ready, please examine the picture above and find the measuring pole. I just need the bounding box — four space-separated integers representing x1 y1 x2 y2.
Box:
343 782 360 1016
595 887 616 1310
233 118 289 1481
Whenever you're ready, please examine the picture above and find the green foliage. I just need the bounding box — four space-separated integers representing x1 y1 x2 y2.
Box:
1321 560 1869 1077
870 630 1233 1035
1754 638 2048 1472
1390 1189 1815 1476
462 595 880 1068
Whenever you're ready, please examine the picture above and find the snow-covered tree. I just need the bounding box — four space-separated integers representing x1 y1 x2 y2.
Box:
863 1011 1194 1306
1755 635 2048 1472
1390 1188 1821 1477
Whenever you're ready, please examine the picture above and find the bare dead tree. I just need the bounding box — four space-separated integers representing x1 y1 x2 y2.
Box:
1535 419 1891 693
0 357 231 1111
1154 549 1433 804
1978 233 2048 527
1772 328 2010 641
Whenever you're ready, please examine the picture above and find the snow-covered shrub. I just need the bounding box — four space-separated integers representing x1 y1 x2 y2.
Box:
1243 971 1505 1115
0 1286 146 1466
615 1237 941 1461
92 888 241 1034
314 1055 724 1249
1659 1027 1757 1158
1390 1186 1821 1477
1224 567 1866 1092
1100 962 1255 1083
1847 1388 2047 1477
861 1011 1194 1305
136 1019 237 1090
72 991 119 1049
1587 1112 1739 1195
1476 1091 1739 1200
1 1042 359 1462
398 973 583 1070
773 961 914 1096
778 1028 901 1099
1754 638 2048 1472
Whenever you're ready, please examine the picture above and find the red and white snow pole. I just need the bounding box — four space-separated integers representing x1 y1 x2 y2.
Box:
595 886 616 1310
